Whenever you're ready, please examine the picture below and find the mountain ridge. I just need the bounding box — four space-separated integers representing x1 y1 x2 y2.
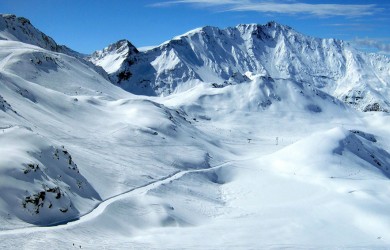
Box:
0 14 58 52
2 13 388 112
89 22 390 112
0 14 111 81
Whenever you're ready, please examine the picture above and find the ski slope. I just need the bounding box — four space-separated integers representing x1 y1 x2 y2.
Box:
1 111 390 249
0 160 232 236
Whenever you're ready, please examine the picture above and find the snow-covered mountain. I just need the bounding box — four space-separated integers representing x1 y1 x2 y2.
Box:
0 14 110 80
90 22 390 112
2 14 390 249
0 14 83 57
87 39 139 76
0 14 58 52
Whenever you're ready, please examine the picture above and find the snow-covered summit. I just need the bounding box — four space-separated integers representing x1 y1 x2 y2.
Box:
88 39 139 83
170 22 292 44
0 13 109 79
91 21 390 112
88 39 138 73
0 14 58 51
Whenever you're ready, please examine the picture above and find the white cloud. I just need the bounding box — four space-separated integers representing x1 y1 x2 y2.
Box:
230 3 379 17
151 0 382 18
151 0 248 7
352 38 390 55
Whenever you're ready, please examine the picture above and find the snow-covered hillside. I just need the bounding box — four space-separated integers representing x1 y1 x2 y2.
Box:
1 14 390 249
0 14 109 80
0 35 224 227
91 22 390 112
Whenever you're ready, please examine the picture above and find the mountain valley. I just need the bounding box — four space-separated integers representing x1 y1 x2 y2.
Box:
0 14 390 249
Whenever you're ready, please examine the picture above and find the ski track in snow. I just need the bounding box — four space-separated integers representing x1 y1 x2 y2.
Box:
0 52 13 70
0 160 233 236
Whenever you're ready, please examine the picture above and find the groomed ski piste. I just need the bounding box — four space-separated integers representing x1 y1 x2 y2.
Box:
1 14 390 249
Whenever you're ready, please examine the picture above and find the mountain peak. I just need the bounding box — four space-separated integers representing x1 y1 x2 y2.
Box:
170 25 221 41
1 14 31 25
264 21 291 29
235 22 283 29
235 22 294 37
113 39 139 54
169 22 296 44
0 14 58 51
91 39 138 57
165 22 295 46
88 39 139 75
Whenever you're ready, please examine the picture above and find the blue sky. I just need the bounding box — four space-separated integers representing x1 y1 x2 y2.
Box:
1 0 389 54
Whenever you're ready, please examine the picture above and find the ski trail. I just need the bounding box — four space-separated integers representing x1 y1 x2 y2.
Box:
0 161 232 236
0 53 13 70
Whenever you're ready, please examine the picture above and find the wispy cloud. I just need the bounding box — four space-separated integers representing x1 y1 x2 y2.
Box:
151 0 247 7
352 38 390 55
323 23 376 32
151 0 382 18
230 3 379 17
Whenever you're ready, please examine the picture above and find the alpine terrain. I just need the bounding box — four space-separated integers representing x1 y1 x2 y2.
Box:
1 14 390 249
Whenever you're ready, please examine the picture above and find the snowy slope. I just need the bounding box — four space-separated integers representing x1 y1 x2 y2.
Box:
0 126 100 226
1 14 390 249
91 22 390 112
0 35 221 228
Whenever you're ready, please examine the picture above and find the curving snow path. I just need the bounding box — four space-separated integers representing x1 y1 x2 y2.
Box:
0 161 232 236
0 52 13 70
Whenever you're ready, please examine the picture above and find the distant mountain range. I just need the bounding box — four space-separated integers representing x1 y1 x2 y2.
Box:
2 14 389 112
88 22 390 112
